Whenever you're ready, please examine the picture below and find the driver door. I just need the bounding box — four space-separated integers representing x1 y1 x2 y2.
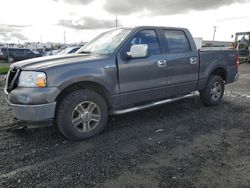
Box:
117 29 168 107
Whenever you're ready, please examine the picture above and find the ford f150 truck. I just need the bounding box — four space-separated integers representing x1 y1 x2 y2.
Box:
4 26 239 140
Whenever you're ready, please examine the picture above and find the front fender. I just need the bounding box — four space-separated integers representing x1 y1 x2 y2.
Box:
45 62 119 96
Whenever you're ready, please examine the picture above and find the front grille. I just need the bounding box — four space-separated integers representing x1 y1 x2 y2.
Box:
5 68 20 92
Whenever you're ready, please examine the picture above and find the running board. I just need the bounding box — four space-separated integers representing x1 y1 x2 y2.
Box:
112 93 198 115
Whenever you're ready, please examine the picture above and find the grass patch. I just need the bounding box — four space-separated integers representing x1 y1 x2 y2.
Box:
0 66 9 74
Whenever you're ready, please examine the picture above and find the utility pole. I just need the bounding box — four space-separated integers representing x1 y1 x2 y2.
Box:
212 26 217 42
63 30 66 44
115 16 118 29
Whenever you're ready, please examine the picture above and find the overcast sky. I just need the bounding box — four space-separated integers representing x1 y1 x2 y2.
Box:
0 0 250 43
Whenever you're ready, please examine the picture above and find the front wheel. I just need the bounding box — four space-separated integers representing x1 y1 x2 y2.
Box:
199 75 225 106
56 89 108 140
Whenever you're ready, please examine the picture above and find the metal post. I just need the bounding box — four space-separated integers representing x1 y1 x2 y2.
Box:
115 16 118 29
64 30 66 44
7 44 9 61
213 26 217 42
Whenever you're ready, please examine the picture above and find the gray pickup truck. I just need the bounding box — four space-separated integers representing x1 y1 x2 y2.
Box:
4 26 239 140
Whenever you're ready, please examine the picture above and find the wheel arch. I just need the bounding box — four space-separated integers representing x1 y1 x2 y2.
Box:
209 67 227 81
55 81 113 110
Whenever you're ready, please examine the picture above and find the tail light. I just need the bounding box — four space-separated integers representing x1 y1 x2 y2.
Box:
236 54 240 70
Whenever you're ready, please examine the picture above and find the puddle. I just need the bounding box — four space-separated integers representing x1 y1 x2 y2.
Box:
225 91 250 98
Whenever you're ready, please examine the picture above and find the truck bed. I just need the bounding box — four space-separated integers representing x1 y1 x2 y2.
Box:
198 49 238 89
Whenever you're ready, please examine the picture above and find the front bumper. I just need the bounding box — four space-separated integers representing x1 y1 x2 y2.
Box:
7 101 56 122
4 88 58 122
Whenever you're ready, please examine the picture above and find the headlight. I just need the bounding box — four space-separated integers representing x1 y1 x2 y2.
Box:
18 71 47 87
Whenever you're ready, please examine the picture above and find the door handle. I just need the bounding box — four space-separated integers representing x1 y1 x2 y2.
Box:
157 60 167 68
190 57 198 64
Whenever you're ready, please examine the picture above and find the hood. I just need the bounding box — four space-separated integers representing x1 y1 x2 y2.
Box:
11 54 108 70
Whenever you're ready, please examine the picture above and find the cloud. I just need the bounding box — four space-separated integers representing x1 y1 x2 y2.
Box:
0 32 27 42
52 0 93 5
216 16 250 22
103 0 249 15
0 35 12 42
0 24 29 42
0 24 30 33
58 17 115 29
11 33 27 40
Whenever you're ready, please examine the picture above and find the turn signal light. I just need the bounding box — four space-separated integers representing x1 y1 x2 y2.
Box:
36 74 46 87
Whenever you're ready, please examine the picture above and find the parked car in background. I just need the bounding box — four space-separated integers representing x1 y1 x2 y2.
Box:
0 48 42 63
57 46 81 55
45 49 62 56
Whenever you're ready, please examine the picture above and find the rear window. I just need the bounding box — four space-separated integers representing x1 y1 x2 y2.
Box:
0 48 16 52
24 49 31 53
163 30 191 53
2 48 18 52
14 49 25 53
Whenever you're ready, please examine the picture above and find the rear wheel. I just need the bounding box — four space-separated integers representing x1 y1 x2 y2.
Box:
199 75 225 106
56 89 108 140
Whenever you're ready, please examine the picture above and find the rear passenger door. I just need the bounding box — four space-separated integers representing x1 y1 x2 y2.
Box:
161 29 199 96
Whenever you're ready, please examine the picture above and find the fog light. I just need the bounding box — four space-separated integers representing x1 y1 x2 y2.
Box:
17 95 32 104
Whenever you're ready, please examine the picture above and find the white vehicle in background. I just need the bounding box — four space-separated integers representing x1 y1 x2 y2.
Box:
45 49 62 56
57 46 81 55
194 38 203 49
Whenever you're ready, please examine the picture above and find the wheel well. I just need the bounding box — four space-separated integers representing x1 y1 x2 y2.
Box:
210 68 227 81
56 81 112 109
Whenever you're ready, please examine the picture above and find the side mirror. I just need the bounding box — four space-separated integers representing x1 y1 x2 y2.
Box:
126 44 148 59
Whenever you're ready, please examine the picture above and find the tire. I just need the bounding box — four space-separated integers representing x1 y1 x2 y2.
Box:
199 75 225 106
56 89 108 140
7 56 14 63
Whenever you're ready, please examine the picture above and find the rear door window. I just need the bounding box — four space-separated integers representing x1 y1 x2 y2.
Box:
163 30 191 53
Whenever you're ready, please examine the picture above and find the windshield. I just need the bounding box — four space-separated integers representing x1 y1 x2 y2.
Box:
77 28 132 55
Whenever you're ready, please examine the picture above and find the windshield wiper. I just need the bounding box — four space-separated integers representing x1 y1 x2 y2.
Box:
79 51 91 54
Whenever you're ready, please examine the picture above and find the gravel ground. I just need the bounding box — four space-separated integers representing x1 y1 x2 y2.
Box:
0 64 250 188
